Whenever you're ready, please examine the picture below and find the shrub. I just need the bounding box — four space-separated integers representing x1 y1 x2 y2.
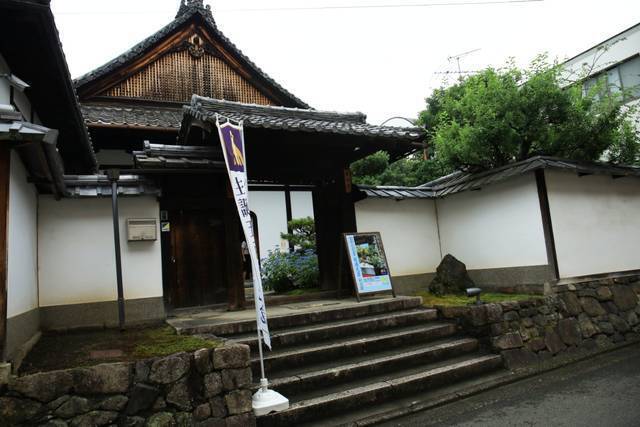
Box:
261 249 319 293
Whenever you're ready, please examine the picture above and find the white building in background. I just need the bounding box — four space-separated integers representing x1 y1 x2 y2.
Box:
562 22 640 128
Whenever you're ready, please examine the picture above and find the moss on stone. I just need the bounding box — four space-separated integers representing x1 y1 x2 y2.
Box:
417 291 538 307
133 327 219 358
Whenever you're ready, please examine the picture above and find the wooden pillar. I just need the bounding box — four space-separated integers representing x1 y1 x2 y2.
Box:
313 168 357 291
223 186 245 310
0 148 10 361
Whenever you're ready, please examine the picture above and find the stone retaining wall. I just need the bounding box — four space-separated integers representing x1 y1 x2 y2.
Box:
438 276 640 369
0 343 255 427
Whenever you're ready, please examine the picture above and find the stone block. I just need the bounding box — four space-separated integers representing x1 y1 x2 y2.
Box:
134 360 150 383
544 330 567 354
612 333 625 343
0 396 44 425
626 311 639 327
149 353 190 384
146 412 175 427
97 395 128 411
612 285 639 311
439 305 469 319
54 396 91 418
526 337 546 352
580 297 606 317
489 322 506 337
197 419 226 427
578 314 598 338
492 332 523 350
175 412 194 427
557 318 581 346
521 317 534 328
595 287 613 301
193 402 211 421
40 419 69 427
9 370 73 402
577 289 596 298
580 338 598 352
467 305 488 326
204 372 223 398
214 345 250 370
69 410 118 427
209 396 227 418
624 332 640 342
594 334 613 349
73 363 131 395
502 348 538 369
126 383 159 415
194 348 213 375
221 368 252 391
609 314 630 333
503 311 519 322
559 293 581 316
123 416 145 427
500 301 520 311
225 412 256 427
166 378 193 411
604 301 620 314
224 390 252 415
598 321 615 335
485 303 503 323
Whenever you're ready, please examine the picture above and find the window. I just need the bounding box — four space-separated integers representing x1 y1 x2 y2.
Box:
582 55 640 101
619 56 640 99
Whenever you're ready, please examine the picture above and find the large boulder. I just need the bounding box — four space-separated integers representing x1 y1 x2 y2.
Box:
428 254 475 296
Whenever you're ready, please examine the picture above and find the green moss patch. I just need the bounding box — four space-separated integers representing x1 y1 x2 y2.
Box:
417 291 539 307
20 325 221 375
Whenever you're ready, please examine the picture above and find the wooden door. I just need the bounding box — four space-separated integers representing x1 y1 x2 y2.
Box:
164 208 227 308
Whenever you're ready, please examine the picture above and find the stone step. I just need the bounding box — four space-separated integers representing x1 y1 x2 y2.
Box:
258 353 504 426
233 308 438 352
178 296 423 336
260 337 480 396
251 322 457 375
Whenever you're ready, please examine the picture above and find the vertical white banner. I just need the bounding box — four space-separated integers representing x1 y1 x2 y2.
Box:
216 116 271 349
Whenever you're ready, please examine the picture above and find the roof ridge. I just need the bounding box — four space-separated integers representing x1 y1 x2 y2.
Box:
74 2 310 109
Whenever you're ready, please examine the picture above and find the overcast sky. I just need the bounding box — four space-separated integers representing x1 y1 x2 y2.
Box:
51 0 639 125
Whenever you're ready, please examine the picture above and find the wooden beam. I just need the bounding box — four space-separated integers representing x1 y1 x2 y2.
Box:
535 169 559 281
0 148 9 361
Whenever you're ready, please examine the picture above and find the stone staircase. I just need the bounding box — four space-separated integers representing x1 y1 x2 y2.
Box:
213 297 504 426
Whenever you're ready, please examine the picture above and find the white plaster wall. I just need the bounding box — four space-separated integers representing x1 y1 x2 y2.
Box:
291 191 314 219
546 170 640 278
38 196 162 306
7 152 39 317
248 191 288 256
355 198 441 276
437 173 548 270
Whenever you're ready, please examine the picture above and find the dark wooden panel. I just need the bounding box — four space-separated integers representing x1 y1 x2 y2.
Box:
0 148 10 360
165 208 227 309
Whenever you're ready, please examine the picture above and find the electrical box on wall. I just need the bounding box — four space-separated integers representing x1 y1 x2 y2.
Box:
127 218 157 241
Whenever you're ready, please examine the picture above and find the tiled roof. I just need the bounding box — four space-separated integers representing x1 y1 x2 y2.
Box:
133 141 225 169
63 174 161 197
364 156 640 200
74 1 309 109
183 96 425 141
358 185 434 200
81 103 183 129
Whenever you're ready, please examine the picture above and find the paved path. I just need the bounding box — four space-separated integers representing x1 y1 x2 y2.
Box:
381 343 640 427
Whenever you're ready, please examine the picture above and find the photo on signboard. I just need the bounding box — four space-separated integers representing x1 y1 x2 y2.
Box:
343 232 394 297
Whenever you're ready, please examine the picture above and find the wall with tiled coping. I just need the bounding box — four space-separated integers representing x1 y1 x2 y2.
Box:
0 343 255 427
437 276 640 369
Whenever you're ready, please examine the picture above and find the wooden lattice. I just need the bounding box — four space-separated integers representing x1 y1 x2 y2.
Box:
102 50 274 105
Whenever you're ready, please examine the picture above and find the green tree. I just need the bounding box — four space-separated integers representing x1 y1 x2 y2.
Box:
351 152 449 187
420 56 639 170
280 217 316 251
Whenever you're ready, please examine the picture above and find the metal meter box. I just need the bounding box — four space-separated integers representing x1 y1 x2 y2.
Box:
127 218 157 241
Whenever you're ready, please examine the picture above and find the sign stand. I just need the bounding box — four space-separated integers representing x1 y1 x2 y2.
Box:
251 329 289 416
342 232 396 302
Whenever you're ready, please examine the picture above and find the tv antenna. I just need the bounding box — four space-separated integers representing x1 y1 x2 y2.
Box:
447 48 481 74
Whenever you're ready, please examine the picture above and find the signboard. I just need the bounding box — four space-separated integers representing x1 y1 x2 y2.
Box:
343 232 395 299
216 116 271 349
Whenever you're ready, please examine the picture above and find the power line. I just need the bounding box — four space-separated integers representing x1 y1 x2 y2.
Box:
54 0 544 15
223 0 544 13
